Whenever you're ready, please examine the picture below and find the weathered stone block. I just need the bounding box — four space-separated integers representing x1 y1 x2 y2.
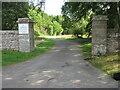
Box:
92 15 108 55
19 35 31 52
0 31 19 50
107 29 119 53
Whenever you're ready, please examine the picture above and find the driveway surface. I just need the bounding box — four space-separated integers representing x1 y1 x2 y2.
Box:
2 39 118 88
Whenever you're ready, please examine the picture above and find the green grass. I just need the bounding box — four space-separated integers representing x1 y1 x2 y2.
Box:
80 41 92 58
56 37 82 40
90 54 119 76
80 38 119 77
56 37 91 41
2 38 55 67
34 36 46 40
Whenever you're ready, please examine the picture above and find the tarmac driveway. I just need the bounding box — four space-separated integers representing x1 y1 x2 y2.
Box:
2 39 118 88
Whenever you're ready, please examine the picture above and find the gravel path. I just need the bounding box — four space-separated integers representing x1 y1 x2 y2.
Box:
2 39 118 88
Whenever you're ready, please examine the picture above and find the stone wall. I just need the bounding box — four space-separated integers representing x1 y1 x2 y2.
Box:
0 18 34 52
0 31 19 50
107 29 119 53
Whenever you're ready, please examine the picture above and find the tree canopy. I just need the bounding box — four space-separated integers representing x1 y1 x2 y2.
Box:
2 2 64 36
62 2 120 38
2 2 119 38
2 2 29 30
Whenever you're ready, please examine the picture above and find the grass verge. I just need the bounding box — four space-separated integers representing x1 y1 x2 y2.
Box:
2 38 55 67
90 53 119 76
80 38 119 77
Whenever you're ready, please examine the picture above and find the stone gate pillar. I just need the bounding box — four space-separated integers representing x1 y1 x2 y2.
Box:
18 18 34 52
92 15 108 55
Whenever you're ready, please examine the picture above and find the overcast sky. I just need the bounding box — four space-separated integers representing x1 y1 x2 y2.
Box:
44 0 65 15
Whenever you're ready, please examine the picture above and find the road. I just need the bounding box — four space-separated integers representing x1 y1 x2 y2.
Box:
2 39 118 88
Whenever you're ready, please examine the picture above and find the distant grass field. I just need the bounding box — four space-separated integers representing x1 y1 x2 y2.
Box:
2 38 55 67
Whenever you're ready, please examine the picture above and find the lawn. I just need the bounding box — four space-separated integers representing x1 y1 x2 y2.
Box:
2 38 55 67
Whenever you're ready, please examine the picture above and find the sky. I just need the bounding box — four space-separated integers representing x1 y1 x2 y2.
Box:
44 0 65 15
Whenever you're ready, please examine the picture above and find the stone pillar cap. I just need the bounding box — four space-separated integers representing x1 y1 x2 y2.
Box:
18 18 34 23
92 15 109 21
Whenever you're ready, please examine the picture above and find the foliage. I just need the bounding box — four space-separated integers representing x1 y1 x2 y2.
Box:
28 8 42 35
62 12 93 38
2 2 29 30
28 0 64 36
2 38 55 67
2 2 64 36
62 15 74 34
50 15 64 25
73 13 92 38
52 21 63 36
29 0 45 10
62 2 120 37
28 6 64 36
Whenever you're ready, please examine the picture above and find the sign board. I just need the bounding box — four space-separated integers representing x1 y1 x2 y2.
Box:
19 24 29 34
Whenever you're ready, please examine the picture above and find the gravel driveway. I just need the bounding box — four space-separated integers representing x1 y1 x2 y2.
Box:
2 39 118 88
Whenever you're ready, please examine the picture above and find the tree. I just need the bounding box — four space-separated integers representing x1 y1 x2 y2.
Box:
62 15 74 34
28 6 53 36
62 2 120 38
107 2 119 28
48 25 53 36
52 21 63 36
73 17 89 38
2 2 29 30
28 5 64 36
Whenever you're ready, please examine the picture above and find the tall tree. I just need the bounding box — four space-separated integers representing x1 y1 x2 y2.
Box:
62 2 120 37
52 21 63 36
2 2 29 30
